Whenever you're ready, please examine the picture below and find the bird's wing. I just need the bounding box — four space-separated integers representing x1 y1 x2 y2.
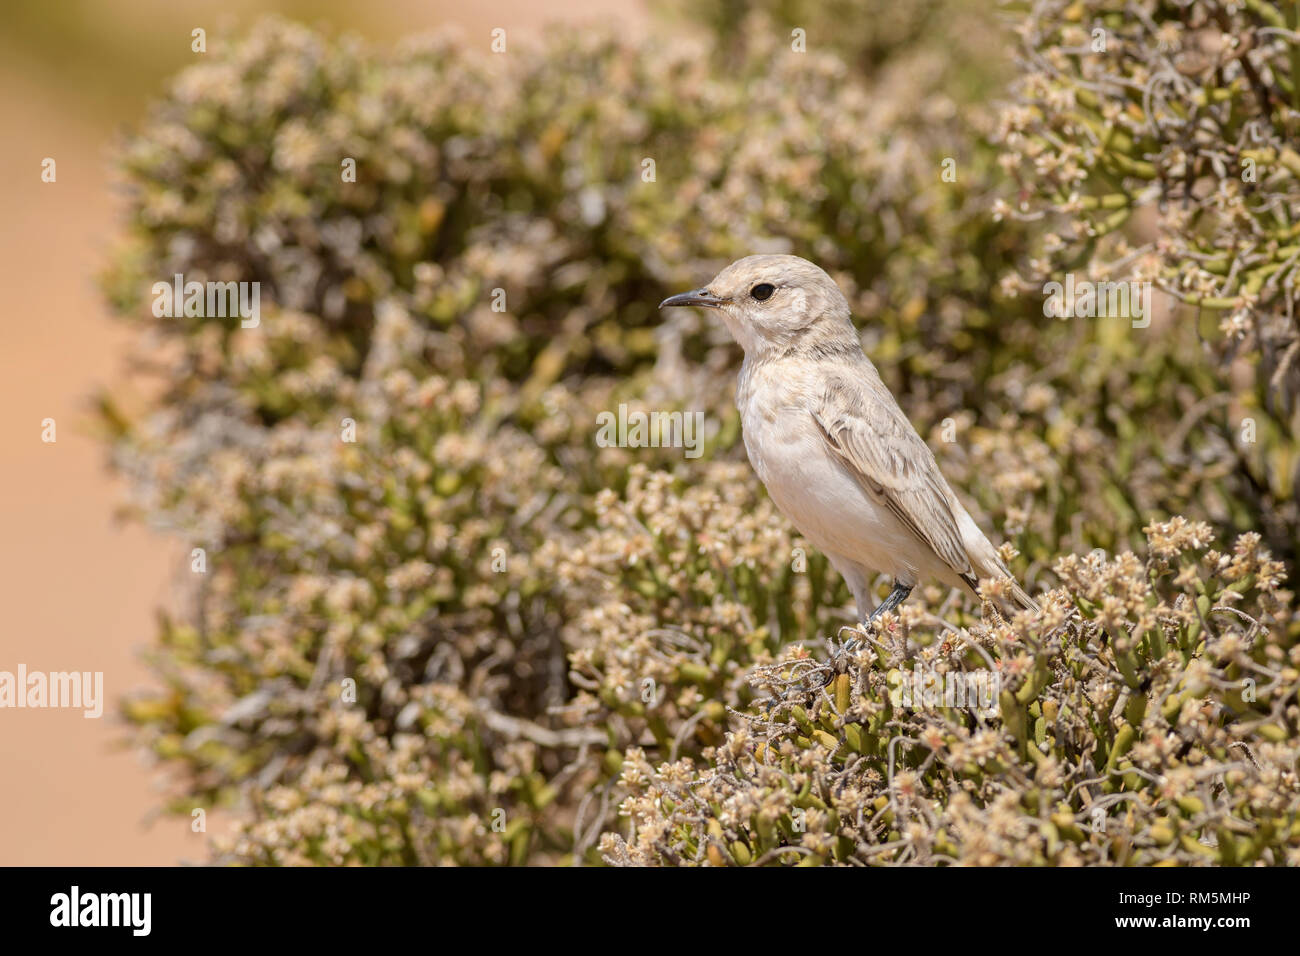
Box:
811 377 976 584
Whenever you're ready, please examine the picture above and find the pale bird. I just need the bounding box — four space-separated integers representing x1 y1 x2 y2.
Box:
660 254 1038 627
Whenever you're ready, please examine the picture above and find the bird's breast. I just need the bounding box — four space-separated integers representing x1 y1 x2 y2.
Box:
739 390 921 576
741 400 857 527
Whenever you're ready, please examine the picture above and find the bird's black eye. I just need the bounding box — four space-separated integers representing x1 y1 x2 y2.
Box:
750 283 775 301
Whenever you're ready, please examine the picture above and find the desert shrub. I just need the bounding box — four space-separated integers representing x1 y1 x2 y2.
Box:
104 14 1299 865
662 0 1011 99
601 512 1299 865
994 0 1299 562
110 17 1022 864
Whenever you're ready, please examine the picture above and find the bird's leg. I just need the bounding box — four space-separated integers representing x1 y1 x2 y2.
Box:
871 582 913 621
841 582 912 652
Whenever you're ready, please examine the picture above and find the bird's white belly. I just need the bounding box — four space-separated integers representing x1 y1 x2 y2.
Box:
741 404 925 580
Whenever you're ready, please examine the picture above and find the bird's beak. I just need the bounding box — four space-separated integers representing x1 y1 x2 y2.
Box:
659 288 723 310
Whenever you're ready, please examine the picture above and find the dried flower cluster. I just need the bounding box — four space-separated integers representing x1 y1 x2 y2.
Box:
103 16 1299 866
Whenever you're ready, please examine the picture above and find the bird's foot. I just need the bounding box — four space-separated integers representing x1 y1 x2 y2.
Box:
823 608 905 678
820 623 869 684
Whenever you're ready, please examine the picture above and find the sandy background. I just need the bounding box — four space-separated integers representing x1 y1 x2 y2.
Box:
0 0 643 866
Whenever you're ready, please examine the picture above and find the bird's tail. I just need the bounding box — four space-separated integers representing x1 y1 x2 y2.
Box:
1008 577 1040 614
961 571 1040 615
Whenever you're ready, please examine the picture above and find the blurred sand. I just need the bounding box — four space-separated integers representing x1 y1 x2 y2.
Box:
0 0 643 866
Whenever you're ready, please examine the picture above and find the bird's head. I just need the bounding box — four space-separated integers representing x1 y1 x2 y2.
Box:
659 254 856 356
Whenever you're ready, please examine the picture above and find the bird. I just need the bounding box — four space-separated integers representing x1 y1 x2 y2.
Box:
659 254 1038 630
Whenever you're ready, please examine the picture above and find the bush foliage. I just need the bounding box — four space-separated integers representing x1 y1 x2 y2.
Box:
105 10 1298 865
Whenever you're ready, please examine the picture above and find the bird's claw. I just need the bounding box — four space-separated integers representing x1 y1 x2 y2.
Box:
820 625 867 684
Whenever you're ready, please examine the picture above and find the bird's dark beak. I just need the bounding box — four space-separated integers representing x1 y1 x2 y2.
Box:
659 288 723 310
